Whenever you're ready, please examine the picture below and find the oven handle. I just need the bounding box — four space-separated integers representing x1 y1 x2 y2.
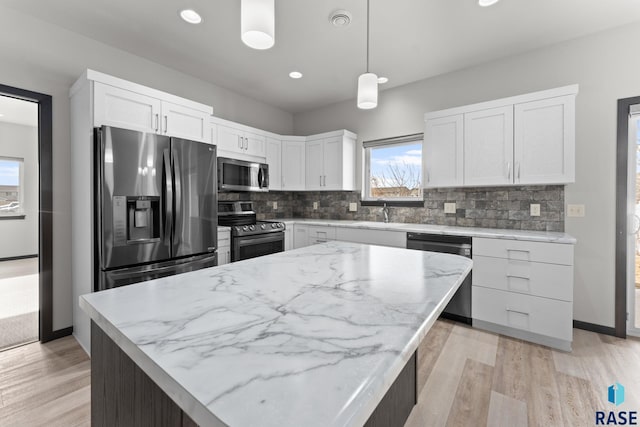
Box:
236 234 284 246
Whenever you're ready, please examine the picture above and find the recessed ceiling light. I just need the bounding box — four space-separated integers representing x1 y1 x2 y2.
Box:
180 9 202 24
289 71 303 79
329 10 352 27
478 0 500 6
377 77 389 84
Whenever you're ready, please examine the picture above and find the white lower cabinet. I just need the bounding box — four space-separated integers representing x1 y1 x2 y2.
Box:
293 225 309 249
471 237 574 351
217 227 231 266
307 225 336 245
335 228 405 248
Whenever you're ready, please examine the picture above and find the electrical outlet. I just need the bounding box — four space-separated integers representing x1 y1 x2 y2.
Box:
444 202 456 214
349 202 357 212
313 201 319 210
567 204 585 217
530 203 540 217
272 201 278 210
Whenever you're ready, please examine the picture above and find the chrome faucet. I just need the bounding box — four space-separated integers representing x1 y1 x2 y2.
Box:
382 203 389 223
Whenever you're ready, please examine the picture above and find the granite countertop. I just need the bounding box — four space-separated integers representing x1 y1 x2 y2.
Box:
279 219 576 244
80 241 472 427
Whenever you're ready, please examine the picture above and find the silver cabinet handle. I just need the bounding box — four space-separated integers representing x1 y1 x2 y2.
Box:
154 113 159 132
319 176 322 186
426 169 430 183
244 137 248 150
238 136 242 149
323 175 326 187
506 308 529 316
517 162 521 181
164 115 168 134
507 162 511 179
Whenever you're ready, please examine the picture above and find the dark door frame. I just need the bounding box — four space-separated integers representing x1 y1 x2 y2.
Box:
0 84 55 343
614 96 640 339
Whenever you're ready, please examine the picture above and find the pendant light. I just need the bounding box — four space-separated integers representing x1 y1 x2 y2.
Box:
357 0 378 109
241 0 275 50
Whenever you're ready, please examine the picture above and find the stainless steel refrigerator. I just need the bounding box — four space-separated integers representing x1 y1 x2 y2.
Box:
95 126 217 291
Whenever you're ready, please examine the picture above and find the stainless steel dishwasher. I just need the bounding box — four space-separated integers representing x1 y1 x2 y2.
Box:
406 233 472 325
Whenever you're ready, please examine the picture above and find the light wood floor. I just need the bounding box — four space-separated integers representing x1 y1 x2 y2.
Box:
1 322 639 427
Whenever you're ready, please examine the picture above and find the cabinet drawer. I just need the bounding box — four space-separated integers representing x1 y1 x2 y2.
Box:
472 286 572 341
473 237 573 265
335 228 406 248
307 225 336 242
472 255 573 301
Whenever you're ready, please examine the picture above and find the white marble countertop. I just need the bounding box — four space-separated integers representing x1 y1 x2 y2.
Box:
80 241 472 427
280 219 576 244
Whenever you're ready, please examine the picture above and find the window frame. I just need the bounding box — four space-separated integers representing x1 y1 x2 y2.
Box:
362 133 425 206
0 156 25 219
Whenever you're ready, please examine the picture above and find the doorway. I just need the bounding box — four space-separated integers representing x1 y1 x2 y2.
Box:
627 110 640 336
0 83 53 346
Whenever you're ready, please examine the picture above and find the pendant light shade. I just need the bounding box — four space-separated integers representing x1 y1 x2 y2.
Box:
241 0 275 50
357 72 378 109
357 0 378 109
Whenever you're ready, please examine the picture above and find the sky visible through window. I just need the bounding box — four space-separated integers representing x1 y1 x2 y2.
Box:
369 142 422 198
0 159 19 186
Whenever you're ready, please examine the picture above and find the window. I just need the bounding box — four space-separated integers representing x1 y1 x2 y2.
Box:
0 157 23 216
363 134 423 202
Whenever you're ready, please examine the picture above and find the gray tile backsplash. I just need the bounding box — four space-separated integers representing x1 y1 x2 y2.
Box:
219 185 565 232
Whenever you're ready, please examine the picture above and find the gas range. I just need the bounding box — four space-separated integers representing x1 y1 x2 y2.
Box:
231 221 285 236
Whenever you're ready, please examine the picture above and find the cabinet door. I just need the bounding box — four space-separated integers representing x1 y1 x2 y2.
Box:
305 140 324 190
424 115 464 187
244 132 266 158
294 225 309 249
322 137 342 190
94 82 161 133
217 125 245 153
514 95 575 184
266 137 282 190
161 101 209 142
464 106 514 186
282 140 306 190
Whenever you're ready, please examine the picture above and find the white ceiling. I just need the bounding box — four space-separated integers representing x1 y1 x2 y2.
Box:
4 0 640 113
0 96 38 127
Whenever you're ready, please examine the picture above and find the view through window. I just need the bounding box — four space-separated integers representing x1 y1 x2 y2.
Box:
365 138 422 200
0 157 22 215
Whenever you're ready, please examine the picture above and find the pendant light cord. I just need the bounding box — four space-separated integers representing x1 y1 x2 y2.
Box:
366 0 370 73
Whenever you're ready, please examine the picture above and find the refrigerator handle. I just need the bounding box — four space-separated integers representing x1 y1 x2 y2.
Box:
172 149 183 245
163 149 173 244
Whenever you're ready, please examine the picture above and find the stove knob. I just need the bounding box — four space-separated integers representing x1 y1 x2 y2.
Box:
235 227 241 232
249 225 255 231
277 223 283 228
271 223 277 228
261 224 267 230
242 226 248 231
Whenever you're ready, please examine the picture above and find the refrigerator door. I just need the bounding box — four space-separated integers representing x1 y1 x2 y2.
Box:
171 138 217 258
98 253 217 291
97 126 172 270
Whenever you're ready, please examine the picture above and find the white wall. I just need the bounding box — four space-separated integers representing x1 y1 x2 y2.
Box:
0 5 294 332
294 22 640 328
0 122 38 258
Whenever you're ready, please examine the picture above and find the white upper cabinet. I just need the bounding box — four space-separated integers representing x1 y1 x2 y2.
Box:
266 137 282 190
161 101 209 142
281 137 306 191
514 95 575 184
464 106 514 186
212 118 266 160
424 114 464 188
90 73 212 143
305 131 356 191
305 139 324 190
94 83 161 133
423 85 578 188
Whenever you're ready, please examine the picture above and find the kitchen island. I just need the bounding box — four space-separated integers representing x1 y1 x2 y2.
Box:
80 241 472 427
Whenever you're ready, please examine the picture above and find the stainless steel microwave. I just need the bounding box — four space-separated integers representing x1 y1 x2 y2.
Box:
217 157 269 192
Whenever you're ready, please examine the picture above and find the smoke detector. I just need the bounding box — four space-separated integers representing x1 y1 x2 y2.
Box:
329 10 352 27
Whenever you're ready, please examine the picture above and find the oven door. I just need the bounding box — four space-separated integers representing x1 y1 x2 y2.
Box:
232 233 284 262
